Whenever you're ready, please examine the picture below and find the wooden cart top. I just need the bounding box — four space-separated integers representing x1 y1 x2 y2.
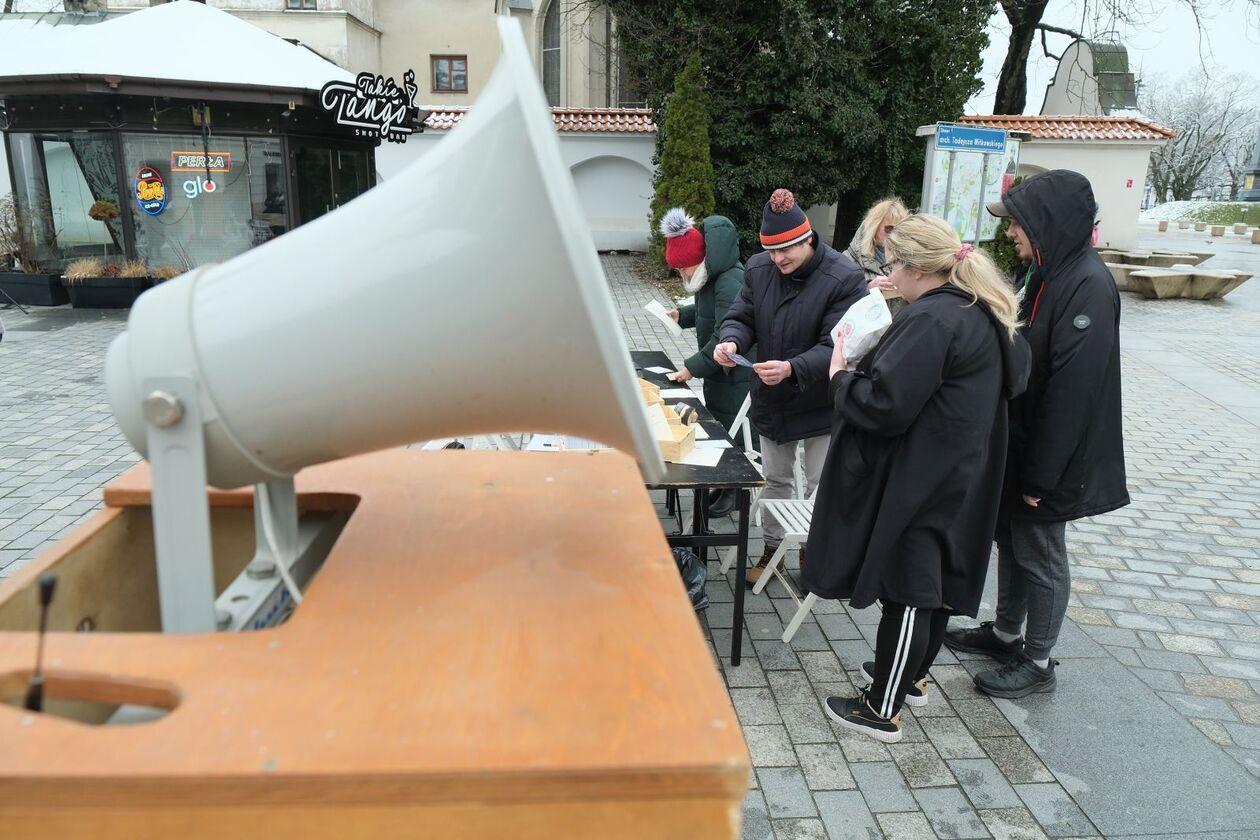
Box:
0 450 748 808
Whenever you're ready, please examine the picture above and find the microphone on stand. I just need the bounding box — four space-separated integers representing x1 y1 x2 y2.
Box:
23 574 57 713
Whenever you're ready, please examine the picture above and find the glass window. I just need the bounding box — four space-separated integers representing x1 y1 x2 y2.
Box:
285 0 317 9
542 0 560 106
120 133 287 272
431 55 467 93
290 139 371 225
7 131 124 271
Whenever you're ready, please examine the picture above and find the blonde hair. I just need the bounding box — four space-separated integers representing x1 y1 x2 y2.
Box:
885 214 1021 341
854 197 909 258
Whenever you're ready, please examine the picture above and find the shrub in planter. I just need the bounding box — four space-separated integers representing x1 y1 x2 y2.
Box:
0 193 68 305
63 257 151 309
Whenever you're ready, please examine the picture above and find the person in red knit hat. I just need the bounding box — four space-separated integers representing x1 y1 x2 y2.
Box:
660 208 752 517
714 188 867 586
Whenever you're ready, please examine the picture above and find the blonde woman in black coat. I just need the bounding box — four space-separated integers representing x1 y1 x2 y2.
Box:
804 214 1031 743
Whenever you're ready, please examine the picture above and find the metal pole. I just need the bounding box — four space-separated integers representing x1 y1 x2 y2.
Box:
942 150 957 234
974 153 992 246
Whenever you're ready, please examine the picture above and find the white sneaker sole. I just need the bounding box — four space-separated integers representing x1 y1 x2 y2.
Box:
823 698 904 744
858 663 929 707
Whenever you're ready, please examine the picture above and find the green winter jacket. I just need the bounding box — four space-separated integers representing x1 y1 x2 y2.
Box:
677 215 754 427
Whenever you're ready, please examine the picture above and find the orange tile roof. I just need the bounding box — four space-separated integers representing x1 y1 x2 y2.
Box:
423 106 655 133
958 114 1175 141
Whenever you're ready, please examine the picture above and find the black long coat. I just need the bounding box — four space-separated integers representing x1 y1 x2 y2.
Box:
999 170 1130 522
801 285 1031 616
718 236 866 443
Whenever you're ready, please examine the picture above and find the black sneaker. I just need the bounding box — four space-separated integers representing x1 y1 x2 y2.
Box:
824 692 903 743
706 488 736 517
943 621 1022 660
973 653 1058 698
860 661 929 707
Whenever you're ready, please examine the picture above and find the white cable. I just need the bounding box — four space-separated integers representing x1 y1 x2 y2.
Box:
256 482 303 605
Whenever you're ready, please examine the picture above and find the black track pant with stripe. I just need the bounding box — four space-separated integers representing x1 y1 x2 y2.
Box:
867 601 950 719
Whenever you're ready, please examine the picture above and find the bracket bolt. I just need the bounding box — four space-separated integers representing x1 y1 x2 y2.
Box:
143 390 183 427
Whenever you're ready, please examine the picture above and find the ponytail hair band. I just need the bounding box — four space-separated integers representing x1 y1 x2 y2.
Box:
954 244 974 262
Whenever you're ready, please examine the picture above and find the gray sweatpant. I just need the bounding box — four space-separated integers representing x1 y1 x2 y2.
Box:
994 517 1070 661
759 434 828 547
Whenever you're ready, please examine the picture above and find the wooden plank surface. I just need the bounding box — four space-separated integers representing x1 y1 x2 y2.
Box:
0 450 748 818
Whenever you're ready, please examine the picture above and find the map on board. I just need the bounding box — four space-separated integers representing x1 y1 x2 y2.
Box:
922 136 1021 242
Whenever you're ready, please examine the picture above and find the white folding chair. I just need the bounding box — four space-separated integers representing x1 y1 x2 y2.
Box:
722 394 763 525
753 492 821 644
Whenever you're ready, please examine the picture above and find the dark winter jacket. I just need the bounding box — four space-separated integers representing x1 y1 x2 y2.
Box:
999 170 1130 522
719 235 866 442
677 216 753 428
801 285 1031 616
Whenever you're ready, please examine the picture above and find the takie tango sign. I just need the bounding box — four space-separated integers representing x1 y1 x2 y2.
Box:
319 70 419 143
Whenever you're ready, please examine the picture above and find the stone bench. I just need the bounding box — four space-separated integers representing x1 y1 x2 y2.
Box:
1127 267 1252 300
1129 270 1192 299
1185 270 1249 300
1104 251 1205 268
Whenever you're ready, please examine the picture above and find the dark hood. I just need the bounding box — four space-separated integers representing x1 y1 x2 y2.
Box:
701 215 741 277
1002 170 1095 275
929 284 1030 400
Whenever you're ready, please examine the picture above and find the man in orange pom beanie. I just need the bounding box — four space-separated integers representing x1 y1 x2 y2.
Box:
714 188 867 587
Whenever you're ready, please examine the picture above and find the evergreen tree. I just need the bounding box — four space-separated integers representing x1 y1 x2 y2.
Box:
604 0 991 254
647 51 716 268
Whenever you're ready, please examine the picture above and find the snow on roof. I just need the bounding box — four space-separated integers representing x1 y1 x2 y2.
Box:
0 2 352 96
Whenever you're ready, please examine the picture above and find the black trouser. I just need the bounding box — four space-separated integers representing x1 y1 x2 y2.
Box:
867 600 950 719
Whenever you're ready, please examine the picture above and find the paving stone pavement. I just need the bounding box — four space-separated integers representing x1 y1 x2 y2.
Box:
2 225 1259 837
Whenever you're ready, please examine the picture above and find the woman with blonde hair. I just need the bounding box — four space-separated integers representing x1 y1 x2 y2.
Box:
845 197 909 313
802 213 1031 742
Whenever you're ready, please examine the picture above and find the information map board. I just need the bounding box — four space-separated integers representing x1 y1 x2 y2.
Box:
920 123 1020 243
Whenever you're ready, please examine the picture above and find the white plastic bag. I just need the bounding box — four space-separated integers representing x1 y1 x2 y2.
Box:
831 289 892 365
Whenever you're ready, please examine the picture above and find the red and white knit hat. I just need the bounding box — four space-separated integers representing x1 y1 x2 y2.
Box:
660 208 706 268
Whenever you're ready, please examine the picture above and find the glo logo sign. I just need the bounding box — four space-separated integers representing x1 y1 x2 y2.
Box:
183 175 218 200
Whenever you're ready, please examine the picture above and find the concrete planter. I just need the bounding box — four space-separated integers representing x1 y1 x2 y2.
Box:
1233 223 1248 235
1253 229 1260 244
63 277 152 309
1194 222 1207 231
0 271 69 306
1158 220 1169 232
1211 225 1226 236
1178 221 1191 230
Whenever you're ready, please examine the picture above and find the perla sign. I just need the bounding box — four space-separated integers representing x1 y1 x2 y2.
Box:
319 70 420 143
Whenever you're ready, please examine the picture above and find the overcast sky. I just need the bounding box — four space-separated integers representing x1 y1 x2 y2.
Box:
967 0 1260 114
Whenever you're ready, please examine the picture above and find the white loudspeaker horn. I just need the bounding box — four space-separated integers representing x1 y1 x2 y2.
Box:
105 18 664 488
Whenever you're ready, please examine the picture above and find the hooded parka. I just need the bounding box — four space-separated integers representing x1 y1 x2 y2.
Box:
999 170 1130 522
676 216 753 430
801 285 1031 616
719 235 866 443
